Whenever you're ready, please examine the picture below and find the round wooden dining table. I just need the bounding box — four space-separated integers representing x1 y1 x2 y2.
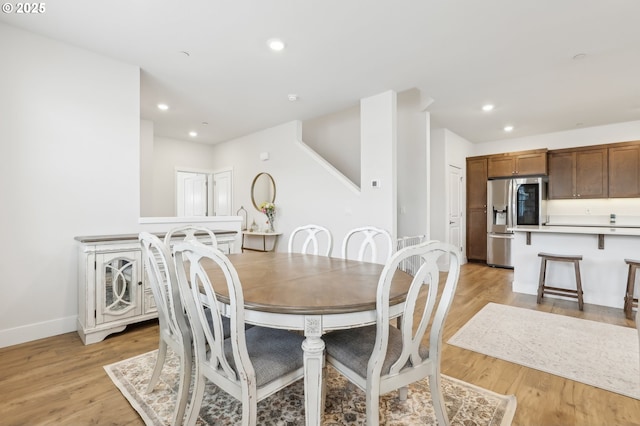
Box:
202 250 412 426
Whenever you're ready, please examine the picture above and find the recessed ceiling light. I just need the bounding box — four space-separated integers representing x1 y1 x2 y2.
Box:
504 125 514 132
201 121 208 125
189 131 197 137
157 103 169 111
482 104 494 112
267 38 286 51
288 94 298 101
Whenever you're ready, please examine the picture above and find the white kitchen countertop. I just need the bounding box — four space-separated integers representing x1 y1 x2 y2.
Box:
510 225 640 236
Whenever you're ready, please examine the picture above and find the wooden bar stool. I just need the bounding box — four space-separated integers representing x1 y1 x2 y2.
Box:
537 252 584 310
624 259 640 319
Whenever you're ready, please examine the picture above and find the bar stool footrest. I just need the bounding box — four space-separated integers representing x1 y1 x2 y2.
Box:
540 286 581 298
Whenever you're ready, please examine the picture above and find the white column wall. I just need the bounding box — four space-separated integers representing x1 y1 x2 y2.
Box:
0 24 141 347
430 129 447 242
140 119 155 216
397 89 427 239
361 91 397 238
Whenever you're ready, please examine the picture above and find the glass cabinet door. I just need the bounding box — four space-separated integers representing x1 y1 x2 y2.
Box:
96 252 142 324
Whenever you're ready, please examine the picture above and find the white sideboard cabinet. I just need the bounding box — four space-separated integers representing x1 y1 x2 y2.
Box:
75 231 236 344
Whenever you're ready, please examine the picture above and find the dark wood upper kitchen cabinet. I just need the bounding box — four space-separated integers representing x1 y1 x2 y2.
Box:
548 147 608 199
609 142 640 198
487 149 548 178
467 157 488 209
466 156 488 262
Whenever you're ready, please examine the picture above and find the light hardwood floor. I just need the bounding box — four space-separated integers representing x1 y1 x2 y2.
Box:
1 262 639 425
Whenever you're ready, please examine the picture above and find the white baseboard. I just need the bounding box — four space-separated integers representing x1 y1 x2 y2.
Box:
0 315 77 349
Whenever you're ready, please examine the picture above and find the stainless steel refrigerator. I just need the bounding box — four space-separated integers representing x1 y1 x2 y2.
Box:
487 179 513 268
486 177 548 268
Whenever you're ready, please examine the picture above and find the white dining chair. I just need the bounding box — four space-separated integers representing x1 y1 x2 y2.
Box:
288 224 333 256
164 224 218 249
341 226 394 264
323 240 461 426
173 241 305 426
139 232 192 425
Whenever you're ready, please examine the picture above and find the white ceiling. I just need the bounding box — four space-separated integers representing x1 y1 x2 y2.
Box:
2 0 639 144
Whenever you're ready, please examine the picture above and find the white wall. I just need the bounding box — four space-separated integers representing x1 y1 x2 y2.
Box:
302 104 361 186
430 129 447 242
361 91 397 237
0 23 141 347
209 92 398 255
140 119 154 216
397 89 428 238
430 127 474 260
471 120 640 156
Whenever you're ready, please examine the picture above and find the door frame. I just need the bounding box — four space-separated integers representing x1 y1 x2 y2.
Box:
174 166 233 217
212 167 234 216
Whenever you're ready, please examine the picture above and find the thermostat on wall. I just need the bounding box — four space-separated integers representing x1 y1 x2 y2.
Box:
371 179 381 188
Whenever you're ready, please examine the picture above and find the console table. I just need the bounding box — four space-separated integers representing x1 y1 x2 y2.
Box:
241 231 282 252
75 230 236 344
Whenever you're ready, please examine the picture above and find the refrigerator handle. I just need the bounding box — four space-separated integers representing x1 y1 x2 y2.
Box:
508 180 514 228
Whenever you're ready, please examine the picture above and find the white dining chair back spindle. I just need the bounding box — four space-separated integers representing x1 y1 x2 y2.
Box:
341 226 394 264
323 240 461 426
288 224 333 256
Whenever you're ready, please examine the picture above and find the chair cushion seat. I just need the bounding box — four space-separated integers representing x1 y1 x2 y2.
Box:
224 326 304 387
323 324 429 378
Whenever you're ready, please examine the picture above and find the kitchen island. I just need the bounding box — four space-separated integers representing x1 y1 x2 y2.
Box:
511 223 640 310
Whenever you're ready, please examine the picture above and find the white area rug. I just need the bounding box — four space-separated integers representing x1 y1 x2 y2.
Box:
105 349 517 425
448 302 640 399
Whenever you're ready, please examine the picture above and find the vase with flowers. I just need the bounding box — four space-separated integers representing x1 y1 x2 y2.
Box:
259 202 276 232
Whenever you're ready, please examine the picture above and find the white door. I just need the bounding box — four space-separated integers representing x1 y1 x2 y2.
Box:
213 170 232 216
448 165 463 254
176 171 208 216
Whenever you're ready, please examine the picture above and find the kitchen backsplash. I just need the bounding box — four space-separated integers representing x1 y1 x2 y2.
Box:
547 198 640 226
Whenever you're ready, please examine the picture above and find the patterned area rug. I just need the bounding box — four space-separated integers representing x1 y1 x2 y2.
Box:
105 349 516 425
448 302 640 399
